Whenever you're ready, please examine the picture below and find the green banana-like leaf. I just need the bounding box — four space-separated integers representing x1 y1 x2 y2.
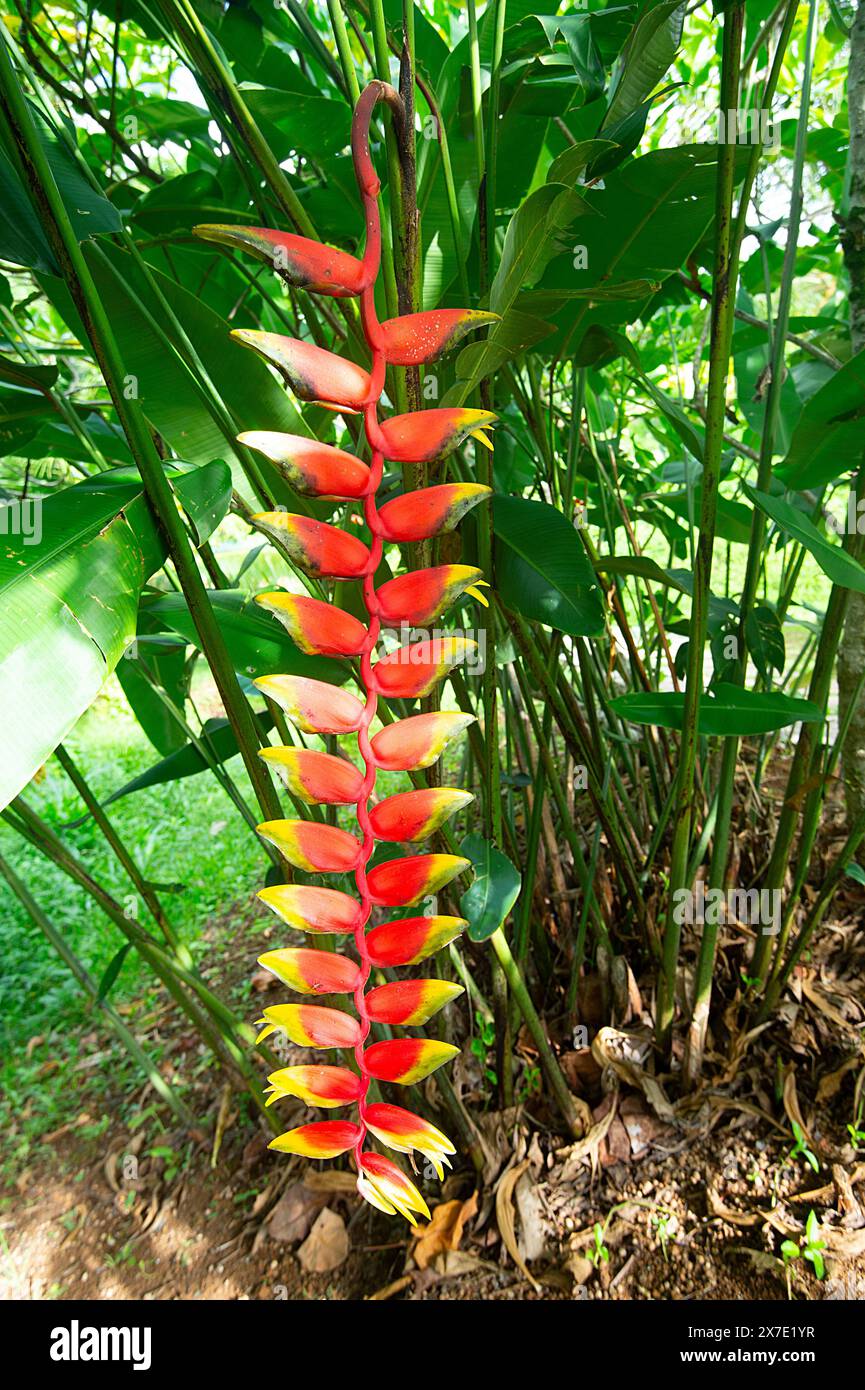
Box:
492 495 606 637
0 470 165 810
611 685 823 737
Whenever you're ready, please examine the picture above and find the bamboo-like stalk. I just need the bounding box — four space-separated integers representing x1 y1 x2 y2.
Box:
4 799 280 1125
656 3 746 1058
684 0 813 1086
0 853 198 1129
54 744 182 952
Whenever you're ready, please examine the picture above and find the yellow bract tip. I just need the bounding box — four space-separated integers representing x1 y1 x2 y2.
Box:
470 427 495 451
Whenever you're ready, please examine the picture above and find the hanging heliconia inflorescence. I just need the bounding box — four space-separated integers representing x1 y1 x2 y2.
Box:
193 82 497 1224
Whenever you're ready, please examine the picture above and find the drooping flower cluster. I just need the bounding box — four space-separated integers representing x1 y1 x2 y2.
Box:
194 81 496 1224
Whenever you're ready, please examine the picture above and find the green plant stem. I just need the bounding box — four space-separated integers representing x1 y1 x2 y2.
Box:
684 0 813 1086
0 852 198 1129
489 927 583 1139
656 3 745 1058
327 0 362 103
54 743 180 950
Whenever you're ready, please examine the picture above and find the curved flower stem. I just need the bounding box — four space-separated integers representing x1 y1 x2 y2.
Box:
350 78 403 1173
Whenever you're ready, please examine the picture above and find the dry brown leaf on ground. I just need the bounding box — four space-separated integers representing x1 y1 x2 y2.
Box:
801 975 856 1032
707 1186 760 1227
592 1026 675 1121
297 1207 348 1273
495 1160 541 1291
707 1094 789 1135
554 1094 618 1182
514 1172 550 1260
267 1182 327 1244
782 1065 811 1146
411 1190 478 1271
816 1055 862 1102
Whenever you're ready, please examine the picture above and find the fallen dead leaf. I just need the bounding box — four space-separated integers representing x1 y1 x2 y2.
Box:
495 1160 540 1291
297 1207 349 1273
268 1183 326 1244
412 1190 478 1271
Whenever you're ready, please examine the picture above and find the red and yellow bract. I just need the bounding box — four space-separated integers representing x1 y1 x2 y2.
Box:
195 81 495 1225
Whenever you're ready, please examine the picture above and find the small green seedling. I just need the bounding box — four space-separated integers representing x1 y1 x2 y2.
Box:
788 1121 819 1175
652 1210 676 1263
470 1010 498 1089
847 1094 865 1150
590 1222 610 1268
781 1209 827 1294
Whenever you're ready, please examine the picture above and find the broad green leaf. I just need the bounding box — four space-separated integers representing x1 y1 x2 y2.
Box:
660 489 753 545
746 486 865 594
20 414 134 468
452 309 555 399
744 604 785 683
0 383 57 456
0 471 164 809
776 346 865 490
116 635 190 757
173 460 233 546
459 833 522 943
490 183 591 319
611 684 823 736
638 376 705 461
593 554 691 594
79 242 318 509
547 139 617 186
602 2 687 130
0 351 58 393
535 146 749 355
241 86 350 159
528 16 606 105
492 496 605 636
0 104 120 273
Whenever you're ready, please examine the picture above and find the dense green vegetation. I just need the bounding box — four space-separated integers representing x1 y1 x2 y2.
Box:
0 0 862 1195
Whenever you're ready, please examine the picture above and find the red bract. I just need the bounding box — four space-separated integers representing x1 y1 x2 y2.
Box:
377 483 491 542
255 593 367 657
254 675 364 734
378 407 496 463
203 81 496 1225
231 331 372 411
369 788 474 842
192 225 366 296
380 309 499 365
239 432 370 499
259 747 364 805
376 564 485 626
252 513 370 579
